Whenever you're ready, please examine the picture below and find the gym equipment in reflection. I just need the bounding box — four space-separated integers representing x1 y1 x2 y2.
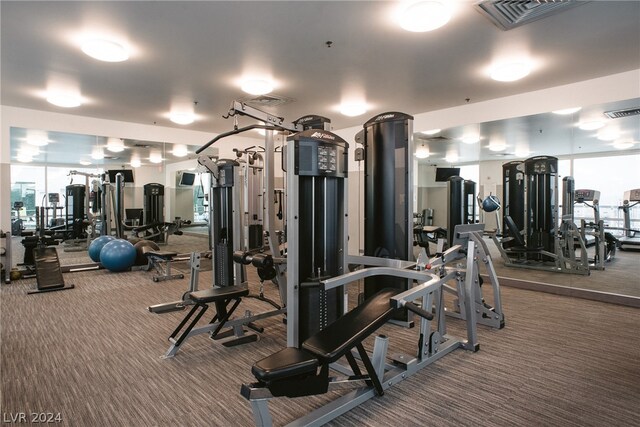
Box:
573 188 618 269
478 193 502 235
492 157 591 275
618 188 640 250
414 176 477 257
108 173 187 244
11 201 25 236
233 146 265 251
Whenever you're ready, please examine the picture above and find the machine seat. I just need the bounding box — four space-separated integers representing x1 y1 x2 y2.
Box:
252 347 319 382
189 285 249 304
302 287 400 363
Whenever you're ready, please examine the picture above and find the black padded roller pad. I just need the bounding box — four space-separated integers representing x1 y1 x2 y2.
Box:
189 284 249 304
302 288 400 363
144 250 177 259
252 347 319 382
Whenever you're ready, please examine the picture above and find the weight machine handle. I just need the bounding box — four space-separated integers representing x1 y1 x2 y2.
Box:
403 301 434 321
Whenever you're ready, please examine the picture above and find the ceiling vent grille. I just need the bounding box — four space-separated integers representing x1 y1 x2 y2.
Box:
241 94 293 107
474 0 586 31
416 135 451 142
604 107 640 119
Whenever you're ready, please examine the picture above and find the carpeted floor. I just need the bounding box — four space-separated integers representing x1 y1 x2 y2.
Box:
1 234 639 426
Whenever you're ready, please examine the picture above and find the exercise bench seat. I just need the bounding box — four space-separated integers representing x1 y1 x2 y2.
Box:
168 284 250 350
250 288 400 397
145 250 184 282
302 287 401 363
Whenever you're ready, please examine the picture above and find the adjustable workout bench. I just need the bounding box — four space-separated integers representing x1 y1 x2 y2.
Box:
241 266 480 427
165 285 253 354
144 250 184 282
162 283 286 358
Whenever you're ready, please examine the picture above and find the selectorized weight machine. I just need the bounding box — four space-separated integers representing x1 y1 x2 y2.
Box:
573 188 618 270
492 156 591 275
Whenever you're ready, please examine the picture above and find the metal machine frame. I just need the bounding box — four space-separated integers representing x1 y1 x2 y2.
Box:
241 229 481 427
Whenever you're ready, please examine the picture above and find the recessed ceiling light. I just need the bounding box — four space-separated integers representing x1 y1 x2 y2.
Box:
490 61 531 82
422 128 441 135
415 145 430 159
106 137 125 152
46 91 82 108
397 1 452 32
577 121 604 131
149 151 163 164
241 79 274 96
339 103 367 117
612 140 635 150
461 134 480 144
130 158 141 168
488 143 507 152
26 131 50 146
170 112 195 125
445 152 458 163
79 160 92 166
17 153 33 163
552 107 582 115
515 148 531 158
22 145 40 157
81 38 129 62
597 128 620 141
91 148 104 160
172 144 188 157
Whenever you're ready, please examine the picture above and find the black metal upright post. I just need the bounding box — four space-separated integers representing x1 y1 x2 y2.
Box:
362 112 414 321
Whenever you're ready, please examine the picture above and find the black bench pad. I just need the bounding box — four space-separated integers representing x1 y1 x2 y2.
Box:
189 285 249 304
145 250 178 259
252 347 319 382
302 288 400 363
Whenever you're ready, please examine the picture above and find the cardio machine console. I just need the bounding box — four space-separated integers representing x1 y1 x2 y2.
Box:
574 189 600 204
624 188 640 203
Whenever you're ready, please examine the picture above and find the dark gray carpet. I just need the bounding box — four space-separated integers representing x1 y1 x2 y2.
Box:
2 234 639 426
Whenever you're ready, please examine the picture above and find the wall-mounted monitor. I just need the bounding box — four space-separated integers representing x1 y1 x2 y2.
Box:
435 167 460 182
176 171 196 187
107 169 135 183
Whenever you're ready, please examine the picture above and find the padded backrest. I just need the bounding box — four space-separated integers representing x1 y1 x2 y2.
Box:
301 288 400 363
504 215 526 247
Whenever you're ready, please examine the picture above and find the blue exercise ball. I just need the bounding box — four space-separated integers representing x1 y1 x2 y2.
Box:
100 239 137 272
88 235 116 262
482 195 501 213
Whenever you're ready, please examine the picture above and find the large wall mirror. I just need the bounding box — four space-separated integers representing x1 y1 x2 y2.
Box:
8 127 212 235
415 98 640 302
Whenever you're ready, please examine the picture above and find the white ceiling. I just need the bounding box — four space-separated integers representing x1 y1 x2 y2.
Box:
2 1 640 165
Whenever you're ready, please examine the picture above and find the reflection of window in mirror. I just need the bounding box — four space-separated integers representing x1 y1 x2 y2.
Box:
192 172 210 222
10 165 45 231
572 154 640 232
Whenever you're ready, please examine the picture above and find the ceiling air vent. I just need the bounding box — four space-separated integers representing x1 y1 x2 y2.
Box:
241 94 293 108
416 135 451 142
474 0 586 31
603 107 640 119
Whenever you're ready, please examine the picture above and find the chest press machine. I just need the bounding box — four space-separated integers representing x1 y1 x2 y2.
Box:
240 117 491 426
241 226 483 427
